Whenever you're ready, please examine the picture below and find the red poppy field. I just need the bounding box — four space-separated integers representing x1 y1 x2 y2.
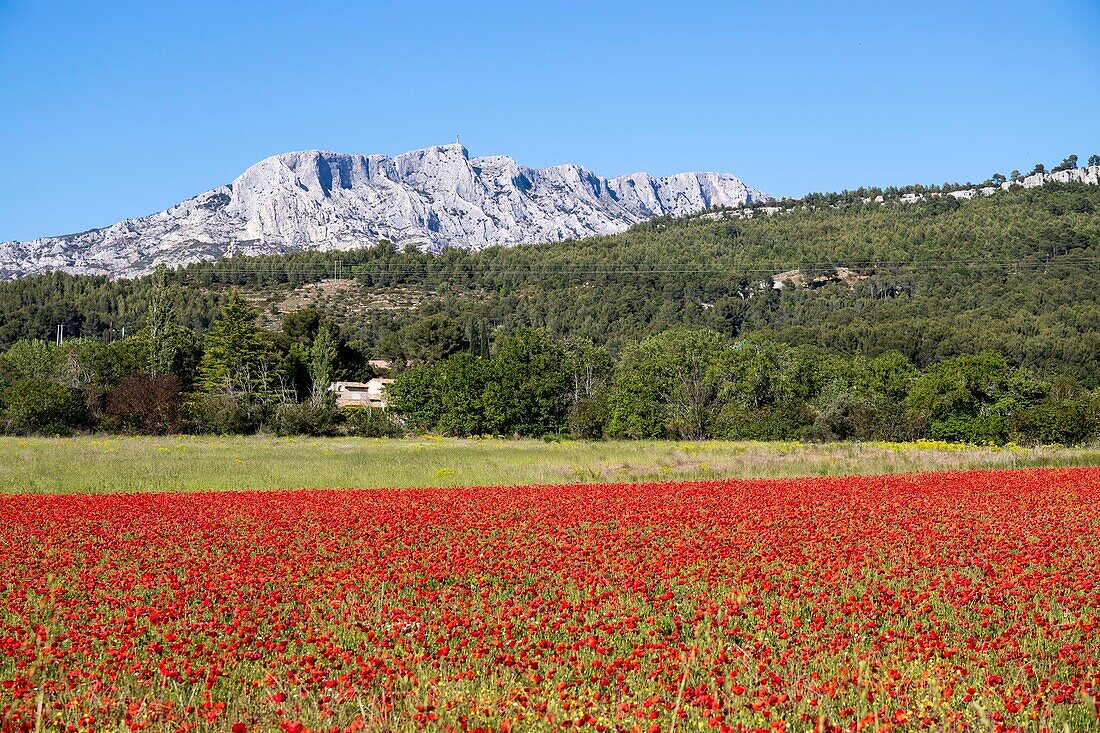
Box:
1 468 1098 733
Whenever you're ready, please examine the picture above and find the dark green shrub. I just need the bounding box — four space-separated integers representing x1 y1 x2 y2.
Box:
568 396 608 440
186 392 266 434
340 407 405 438
267 401 337 437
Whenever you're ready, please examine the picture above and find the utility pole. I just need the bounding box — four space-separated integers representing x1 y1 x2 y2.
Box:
55 324 65 346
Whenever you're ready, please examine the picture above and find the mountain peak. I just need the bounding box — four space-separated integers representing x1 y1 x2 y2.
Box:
0 145 766 279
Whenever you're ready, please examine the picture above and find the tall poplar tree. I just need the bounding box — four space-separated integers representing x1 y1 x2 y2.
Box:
309 326 338 406
146 264 177 377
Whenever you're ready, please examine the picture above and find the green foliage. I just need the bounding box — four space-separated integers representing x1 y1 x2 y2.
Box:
0 339 55 383
0 270 222 350
1010 377 1100 445
273 308 365 397
195 290 273 395
428 354 496 437
2 183 1097 386
267 400 337 437
185 391 267 435
607 329 730 439
339 406 405 438
1 378 81 435
388 330 569 437
710 340 828 440
332 183 1100 389
396 314 467 363
92 337 148 389
903 353 1046 444
483 329 569 436
821 351 920 441
0 180 1097 443
568 396 609 440
1052 154 1079 172
308 326 338 405
389 354 496 437
388 363 445 432
279 307 324 346
563 337 610 402
277 344 311 401
145 264 177 376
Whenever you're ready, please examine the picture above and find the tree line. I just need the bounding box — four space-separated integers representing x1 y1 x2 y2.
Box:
0 172 1096 442
0 274 397 438
2 282 1097 445
388 327 1100 445
3 180 1095 387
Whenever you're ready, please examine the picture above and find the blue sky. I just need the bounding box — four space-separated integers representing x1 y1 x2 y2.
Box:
1 0 1097 242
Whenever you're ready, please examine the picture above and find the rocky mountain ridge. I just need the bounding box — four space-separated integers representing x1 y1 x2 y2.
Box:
0 143 765 279
700 165 1100 222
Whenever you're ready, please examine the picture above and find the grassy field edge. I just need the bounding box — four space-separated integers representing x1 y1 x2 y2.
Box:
1 435 1098 495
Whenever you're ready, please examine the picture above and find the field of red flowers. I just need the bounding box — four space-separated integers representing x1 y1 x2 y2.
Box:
1 468 1098 733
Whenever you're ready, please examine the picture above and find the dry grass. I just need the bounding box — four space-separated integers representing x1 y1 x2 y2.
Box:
1 435 1097 495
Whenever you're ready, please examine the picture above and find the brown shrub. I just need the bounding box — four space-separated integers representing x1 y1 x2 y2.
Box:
104 373 183 434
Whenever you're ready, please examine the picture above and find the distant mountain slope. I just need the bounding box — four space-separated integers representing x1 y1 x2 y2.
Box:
2 178 1096 386
0 143 765 279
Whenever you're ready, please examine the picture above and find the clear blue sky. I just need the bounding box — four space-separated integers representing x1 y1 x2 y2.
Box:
1 0 1098 242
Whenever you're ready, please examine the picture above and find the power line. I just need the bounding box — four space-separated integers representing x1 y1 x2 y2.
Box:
164 256 1100 280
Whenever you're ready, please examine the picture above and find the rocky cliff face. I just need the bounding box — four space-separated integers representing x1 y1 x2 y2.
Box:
1014 165 1100 188
0 144 766 279
697 165 1100 222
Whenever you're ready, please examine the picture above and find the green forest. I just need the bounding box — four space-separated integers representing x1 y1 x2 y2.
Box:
0 179 1097 443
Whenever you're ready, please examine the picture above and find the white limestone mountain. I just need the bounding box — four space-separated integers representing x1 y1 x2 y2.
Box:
0 143 766 279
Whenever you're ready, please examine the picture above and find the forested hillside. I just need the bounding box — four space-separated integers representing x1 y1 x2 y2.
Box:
2 181 1096 384
349 181 1100 385
1 179 1098 442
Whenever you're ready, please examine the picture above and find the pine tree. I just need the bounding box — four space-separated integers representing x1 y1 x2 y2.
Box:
196 290 272 394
